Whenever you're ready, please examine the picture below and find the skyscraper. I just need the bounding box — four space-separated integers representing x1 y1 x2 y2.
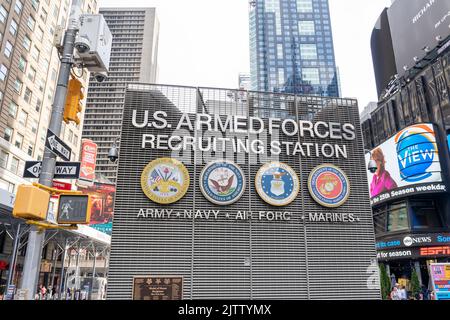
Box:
249 0 339 97
0 0 97 194
82 8 159 184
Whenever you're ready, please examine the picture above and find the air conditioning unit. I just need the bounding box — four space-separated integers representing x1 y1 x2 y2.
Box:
74 14 112 74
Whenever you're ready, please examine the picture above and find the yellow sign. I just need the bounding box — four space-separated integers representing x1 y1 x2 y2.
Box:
445 266 450 279
141 158 190 205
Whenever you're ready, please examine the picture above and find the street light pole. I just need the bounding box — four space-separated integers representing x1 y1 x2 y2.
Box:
19 0 83 300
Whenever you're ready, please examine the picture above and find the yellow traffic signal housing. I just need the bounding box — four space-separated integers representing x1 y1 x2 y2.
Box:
63 78 84 125
57 194 92 225
13 185 50 221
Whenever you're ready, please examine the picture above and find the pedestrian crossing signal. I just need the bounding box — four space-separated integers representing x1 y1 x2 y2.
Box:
57 194 91 225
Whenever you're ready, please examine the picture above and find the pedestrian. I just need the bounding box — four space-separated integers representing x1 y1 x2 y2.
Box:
399 285 407 300
421 285 430 300
390 286 400 300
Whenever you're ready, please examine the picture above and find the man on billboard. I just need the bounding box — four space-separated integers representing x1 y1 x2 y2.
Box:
370 148 398 197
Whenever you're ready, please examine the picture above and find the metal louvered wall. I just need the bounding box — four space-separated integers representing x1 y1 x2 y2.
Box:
107 84 381 300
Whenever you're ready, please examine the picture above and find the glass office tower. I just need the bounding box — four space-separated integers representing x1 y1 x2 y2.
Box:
249 0 339 97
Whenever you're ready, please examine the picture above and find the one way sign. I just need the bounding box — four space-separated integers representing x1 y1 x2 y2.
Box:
23 161 81 179
45 129 71 161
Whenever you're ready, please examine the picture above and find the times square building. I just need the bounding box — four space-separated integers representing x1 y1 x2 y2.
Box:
362 0 450 293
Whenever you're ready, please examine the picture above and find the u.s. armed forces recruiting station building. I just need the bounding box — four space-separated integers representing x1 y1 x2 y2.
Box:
107 84 381 300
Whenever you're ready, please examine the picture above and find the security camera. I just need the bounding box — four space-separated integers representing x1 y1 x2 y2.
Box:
75 37 91 54
108 144 119 163
368 159 378 174
94 72 107 83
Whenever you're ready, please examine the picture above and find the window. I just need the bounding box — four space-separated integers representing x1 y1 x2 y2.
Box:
0 64 8 81
28 66 36 82
40 8 47 22
18 56 27 72
13 78 22 93
23 36 31 51
14 1 23 15
4 41 13 58
4 127 12 142
387 202 409 232
14 134 23 149
373 210 387 235
9 157 19 174
10 19 18 35
410 200 442 230
302 68 320 85
35 98 42 112
27 16 35 30
18 110 28 126
300 44 317 60
9 102 18 118
31 46 40 61
30 119 38 134
27 145 33 156
297 0 313 12
298 20 315 35
24 87 32 103
36 26 44 41
0 178 14 193
0 150 8 169
31 0 40 11
0 5 7 24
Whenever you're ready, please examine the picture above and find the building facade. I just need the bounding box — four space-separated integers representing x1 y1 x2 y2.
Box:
249 0 339 97
0 0 98 195
82 8 159 184
363 0 450 298
107 83 379 300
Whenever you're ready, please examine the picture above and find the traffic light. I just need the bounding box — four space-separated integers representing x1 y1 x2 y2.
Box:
63 78 84 125
13 185 50 221
57 194 92 225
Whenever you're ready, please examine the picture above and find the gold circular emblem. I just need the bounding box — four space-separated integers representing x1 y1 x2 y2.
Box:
141 158 190 205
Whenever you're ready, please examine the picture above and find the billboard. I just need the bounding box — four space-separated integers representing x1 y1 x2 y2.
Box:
79 139 98 185
107 85 380 300
79 182 115 235
430 263 450 300
365 123 446 206
388 0 450 76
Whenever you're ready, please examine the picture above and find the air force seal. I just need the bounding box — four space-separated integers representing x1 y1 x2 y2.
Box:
141 158 190 205
308 164 350 208
255 162 299 207
200 160 245 205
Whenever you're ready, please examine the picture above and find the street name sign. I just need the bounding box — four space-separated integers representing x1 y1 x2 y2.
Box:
23 161 81 179
45 129 71 161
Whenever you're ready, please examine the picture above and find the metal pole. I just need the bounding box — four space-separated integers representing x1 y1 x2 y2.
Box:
5 224 21 296
19 0 83 300
90 246 96 300
58 239 68 299
50 248 58 291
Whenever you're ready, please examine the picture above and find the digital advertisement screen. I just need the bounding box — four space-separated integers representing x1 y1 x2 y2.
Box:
365 123 445 206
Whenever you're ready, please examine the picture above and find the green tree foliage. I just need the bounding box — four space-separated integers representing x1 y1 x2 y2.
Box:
379 264 391 300
410 268 421 299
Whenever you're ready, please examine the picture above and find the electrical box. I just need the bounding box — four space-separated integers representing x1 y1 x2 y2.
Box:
53 25 65 51
13 185 50 221
75 14 112 73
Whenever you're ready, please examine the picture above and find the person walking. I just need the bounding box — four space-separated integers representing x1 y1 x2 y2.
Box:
390 286 401 300
399 285 407 300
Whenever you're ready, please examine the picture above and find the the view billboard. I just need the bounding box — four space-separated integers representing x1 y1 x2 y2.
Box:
388 0 450 76
365 123 446 206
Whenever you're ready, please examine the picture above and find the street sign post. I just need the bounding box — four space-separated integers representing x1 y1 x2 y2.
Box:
45 129 72 161
24 161 81 179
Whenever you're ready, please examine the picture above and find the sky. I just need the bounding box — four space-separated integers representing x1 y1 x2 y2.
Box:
99 0 392 110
